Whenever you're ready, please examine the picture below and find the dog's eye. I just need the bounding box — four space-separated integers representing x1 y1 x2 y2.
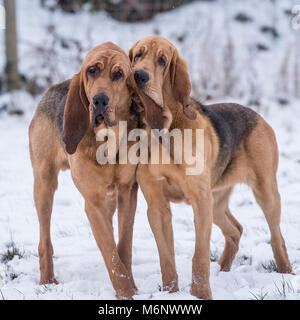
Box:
112 70 123 81
87 66 99 77
134 53 142 62
158 56 166 66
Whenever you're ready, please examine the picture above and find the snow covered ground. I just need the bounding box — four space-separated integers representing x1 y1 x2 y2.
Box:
0 0 299 300
0 98 299 300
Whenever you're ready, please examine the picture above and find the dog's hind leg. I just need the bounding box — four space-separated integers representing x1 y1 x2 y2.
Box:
29 115 67 284
225 206 243 236
213 188 243 271
247 119 292 274
33 162 59 284
251 176 292 273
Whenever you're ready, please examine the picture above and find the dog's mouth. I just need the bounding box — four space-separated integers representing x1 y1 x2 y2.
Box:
92 106 117 128
92 113 104 127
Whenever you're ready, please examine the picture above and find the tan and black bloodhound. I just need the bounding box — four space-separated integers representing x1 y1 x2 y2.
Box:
29 42 140 299
129 36 293 300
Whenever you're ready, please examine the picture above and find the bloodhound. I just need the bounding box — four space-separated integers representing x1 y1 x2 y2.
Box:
29 42 139 299
129 36 293 300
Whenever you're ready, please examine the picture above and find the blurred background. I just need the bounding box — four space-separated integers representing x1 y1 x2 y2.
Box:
0 0 299 115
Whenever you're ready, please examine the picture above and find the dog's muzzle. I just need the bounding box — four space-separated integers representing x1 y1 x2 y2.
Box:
92 93 116 127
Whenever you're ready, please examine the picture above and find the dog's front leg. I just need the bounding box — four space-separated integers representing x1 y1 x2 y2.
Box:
190 188 213 300
137 166 178 293
69 157 137 299
84 198 137 299
117 182 138 290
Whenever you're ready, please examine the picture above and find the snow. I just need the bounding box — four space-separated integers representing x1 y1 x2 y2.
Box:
0 0 299 300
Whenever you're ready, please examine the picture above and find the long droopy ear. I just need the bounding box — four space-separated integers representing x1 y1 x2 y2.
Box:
170 49 196 120
128 47 134 63
128 41 139 63
127 72 164 130
62 72 90 155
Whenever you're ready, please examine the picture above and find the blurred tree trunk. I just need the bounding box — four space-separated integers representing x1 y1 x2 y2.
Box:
4 0 20 91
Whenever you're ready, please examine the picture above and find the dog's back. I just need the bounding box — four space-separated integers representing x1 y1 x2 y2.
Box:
29 80 71 174
37 80 70 144
196 102 259 180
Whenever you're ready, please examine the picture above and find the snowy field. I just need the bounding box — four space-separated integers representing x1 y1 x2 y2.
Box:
0 0 299 300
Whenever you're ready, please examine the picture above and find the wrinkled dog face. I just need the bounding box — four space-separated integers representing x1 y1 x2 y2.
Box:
63 42 134 155
129 37 174 109
129 36 196 130
83 44 132 128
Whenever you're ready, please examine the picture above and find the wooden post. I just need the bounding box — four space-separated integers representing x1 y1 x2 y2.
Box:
4 0 20 91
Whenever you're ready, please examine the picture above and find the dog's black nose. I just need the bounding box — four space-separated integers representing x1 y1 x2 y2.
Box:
134 70 149 87
93 93 109 108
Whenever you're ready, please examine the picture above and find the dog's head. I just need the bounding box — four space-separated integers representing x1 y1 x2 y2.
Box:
63 42 135 154
129 36 196 129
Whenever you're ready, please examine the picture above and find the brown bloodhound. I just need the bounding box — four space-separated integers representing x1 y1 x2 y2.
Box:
29 42 139 299
129 36 293 300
